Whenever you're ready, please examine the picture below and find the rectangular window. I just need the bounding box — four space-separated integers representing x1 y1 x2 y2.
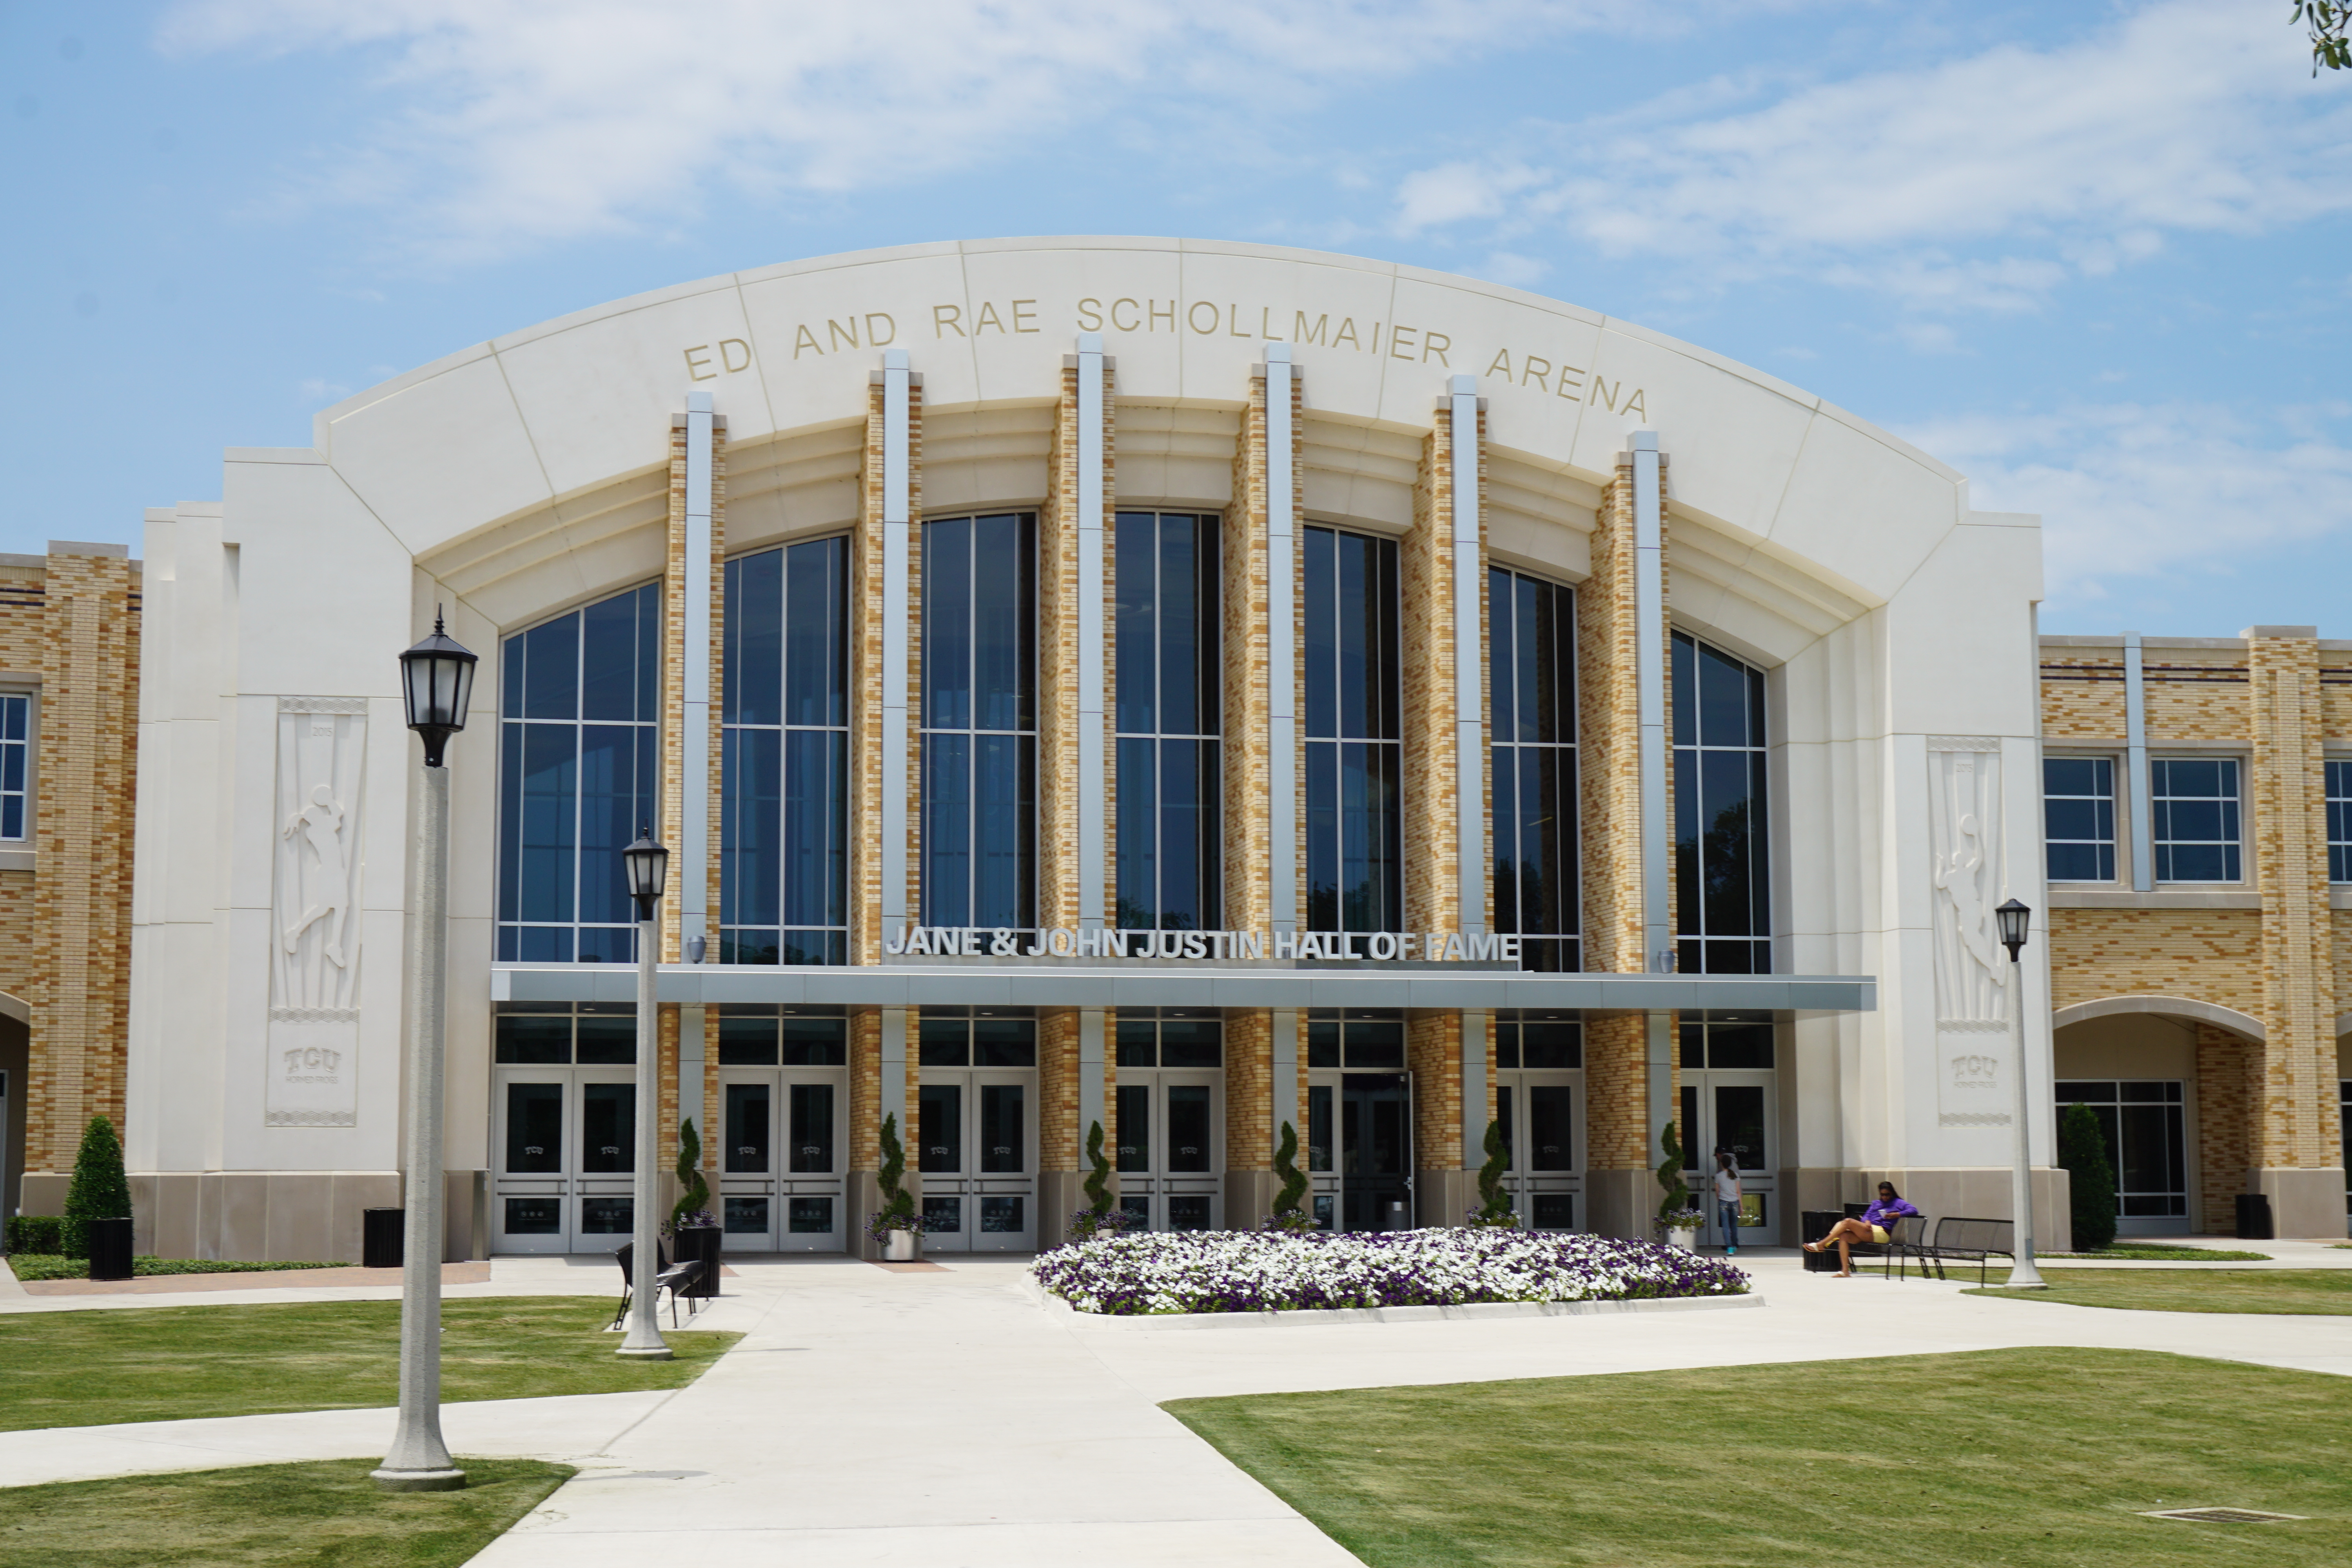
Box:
2151 757 2241 883
2043 757 2116 883
1115 513 1221 931
722 537 850 965
2328 761 2352 884
1303 527 1402 933
1672 632 1770 975
2056 1080 2187 1220
922 515 1037 929
0 694 26 841
1489 569 1579 972
497 584 662 962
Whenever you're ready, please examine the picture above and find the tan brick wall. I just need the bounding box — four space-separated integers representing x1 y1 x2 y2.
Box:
1406 1010 1461 1176
1401 410 1490 935
1040 1007 1080 1174
2249 633 2339 1169
2038 654 2126 743
850 1006 883 1169
849 378 924 963
2195 1022 2255 1223
2319 651 2352 744
659 419 727 967
1584 1012 1648 1171
1224 1008 1272 1172
2046 907 2266 1016
1038 360 1116 932
2144 655 2251 744
24 547 140 1174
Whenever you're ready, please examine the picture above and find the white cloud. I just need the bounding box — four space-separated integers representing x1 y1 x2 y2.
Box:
1897 402 2352 609
1394 0 2352 311
159 0 1665 262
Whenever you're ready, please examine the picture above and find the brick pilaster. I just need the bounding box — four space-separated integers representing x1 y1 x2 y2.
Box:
2249 632 2340 1172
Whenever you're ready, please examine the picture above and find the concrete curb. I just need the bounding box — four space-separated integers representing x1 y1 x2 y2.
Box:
1024 1274 1765 1330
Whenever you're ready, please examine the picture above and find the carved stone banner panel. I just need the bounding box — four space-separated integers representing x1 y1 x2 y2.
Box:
267 697 366 1129
1928 737 2012 1126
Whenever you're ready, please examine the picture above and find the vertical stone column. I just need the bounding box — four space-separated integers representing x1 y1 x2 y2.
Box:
2247 628 2343 1235
659 410 726 1190
25 543 139 1192
1577 453 1678 1238
1402 386 1490 1223
850 360 922 1254
1037 347 1118 1228
1224 354 1307 1220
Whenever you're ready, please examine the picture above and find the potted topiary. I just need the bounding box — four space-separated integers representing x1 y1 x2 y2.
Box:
1262 1120 1319 1233
67 1114 134 1279
1465 1118 1521 1229
664 1118 720 1297
868 1112 922 1260
1655 1119 1701 1251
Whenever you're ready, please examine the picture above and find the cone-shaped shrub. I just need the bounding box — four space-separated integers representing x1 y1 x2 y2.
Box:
2060 1102 2118 1252
64 1114 131 1259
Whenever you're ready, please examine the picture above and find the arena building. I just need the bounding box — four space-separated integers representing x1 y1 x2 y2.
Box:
3 238 2343 1258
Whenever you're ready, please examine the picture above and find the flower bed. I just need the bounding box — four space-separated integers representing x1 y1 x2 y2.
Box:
1029 1227 1748 1316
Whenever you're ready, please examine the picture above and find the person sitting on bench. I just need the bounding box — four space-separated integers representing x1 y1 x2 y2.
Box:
1804 1183 1920 1277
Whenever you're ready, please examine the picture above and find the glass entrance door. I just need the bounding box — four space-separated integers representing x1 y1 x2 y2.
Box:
1116 1074 1222 1231
492 1068 637 1254
1114 1010 1224 1232
1496 1014 1584 1230
1305 1010 1412 1231
719 1072 846 1251
1679 1075 1776 1249
918 1074 1035 1250
915 1011 1038 1252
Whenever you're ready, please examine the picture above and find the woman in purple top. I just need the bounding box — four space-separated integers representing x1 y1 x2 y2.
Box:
1803 1183 1921 1277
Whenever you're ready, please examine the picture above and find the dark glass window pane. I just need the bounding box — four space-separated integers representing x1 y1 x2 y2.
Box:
779 1016 848 1066
918 1082 962 1172
1532 1194 1574 1230
1528 1085 1575 1171
979 1083 1025 1173
782 729 845 928
496 1016 572 1065
918 1019 969 1067
1343 1019 1405 1069
725 1197 769 1234
1497 1084 1515 1160
1681 1022 1704 1069
1699 644 1748 746
718 1016 779 1066
789 1196 834 1233
1715 1084 1767 1171
1307 1021 1339 1069
579 1197 632 1234
1116 735 1157 929
1116 1083 1149 1171
789 1082 834 1172
726 1083 770 1173
520 614 579 721
1167 1085 1212 1172
1116 513 1158 736
725 550 780 726
924 515 971 731
923 732 971 925
1671 633 1696 746
1303 528 1336 740
1116 1021 1156 1068
724 727 781 929
1707 1024 1775 1070
1307 1083 1334 1172
580 590 644 722
973 1019 1037 1067
1159 1022 1221 1068
504 1083 563 1172
573 1016 635 1064
1520 1022 1581 1069
783 536 845 728
581 1083 633 1173
974 513 1034 733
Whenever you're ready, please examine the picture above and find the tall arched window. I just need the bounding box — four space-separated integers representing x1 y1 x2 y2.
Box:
1115 512 1220 930
1489 568 1578 971
721 536 849 965
1303 525 1402 933
1672 631 1770 974
497 584 662 962
922 513 1037 929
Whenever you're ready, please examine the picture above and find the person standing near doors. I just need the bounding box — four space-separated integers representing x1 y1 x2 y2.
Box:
1712 1150 1742 1256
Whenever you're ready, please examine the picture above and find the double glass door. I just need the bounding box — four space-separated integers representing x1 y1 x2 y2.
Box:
918 1073 1035 1250
718 1069 846 1251
1116 1072 1223 1231
1681 1074 1776 1247
1496 1070 1584 1230
493 1068 638 1253
1307 1071 1414 1231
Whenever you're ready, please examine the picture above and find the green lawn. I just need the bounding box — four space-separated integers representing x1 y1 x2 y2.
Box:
2040 1246 2271 1262
0 1297 737 1431
1965 1268 2352 1314
0 1457 572 1566
1167 1348 2352 1567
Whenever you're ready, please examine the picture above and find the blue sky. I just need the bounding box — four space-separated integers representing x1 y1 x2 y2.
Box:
4 0 2348 634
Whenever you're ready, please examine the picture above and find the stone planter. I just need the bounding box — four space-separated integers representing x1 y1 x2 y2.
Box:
883 1228 922 1262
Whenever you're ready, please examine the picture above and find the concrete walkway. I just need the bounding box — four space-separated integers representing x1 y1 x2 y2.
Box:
5 1247 2352 1564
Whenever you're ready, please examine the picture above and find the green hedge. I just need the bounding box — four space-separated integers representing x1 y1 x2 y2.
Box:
6 1216 66 1254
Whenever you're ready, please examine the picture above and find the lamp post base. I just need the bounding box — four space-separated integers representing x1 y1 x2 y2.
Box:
371 1466 468 1492
615 1345 676 1360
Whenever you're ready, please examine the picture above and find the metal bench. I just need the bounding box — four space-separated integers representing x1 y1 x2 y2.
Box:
609 1242 706 1329
1809 1208 1929 1278
1908 1216 2016 1287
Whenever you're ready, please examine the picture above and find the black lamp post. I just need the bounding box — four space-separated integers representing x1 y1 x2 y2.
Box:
1992 897 2047 1288
376 609 477 1492
619 826 675 1359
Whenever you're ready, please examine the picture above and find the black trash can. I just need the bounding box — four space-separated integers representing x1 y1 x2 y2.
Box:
2235 1192 2275 1241
86 1216 133 1281
1383 1200 1410 1232
363 1207 404 1269
1800 1210 1844 1272
671 1223 722 1299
